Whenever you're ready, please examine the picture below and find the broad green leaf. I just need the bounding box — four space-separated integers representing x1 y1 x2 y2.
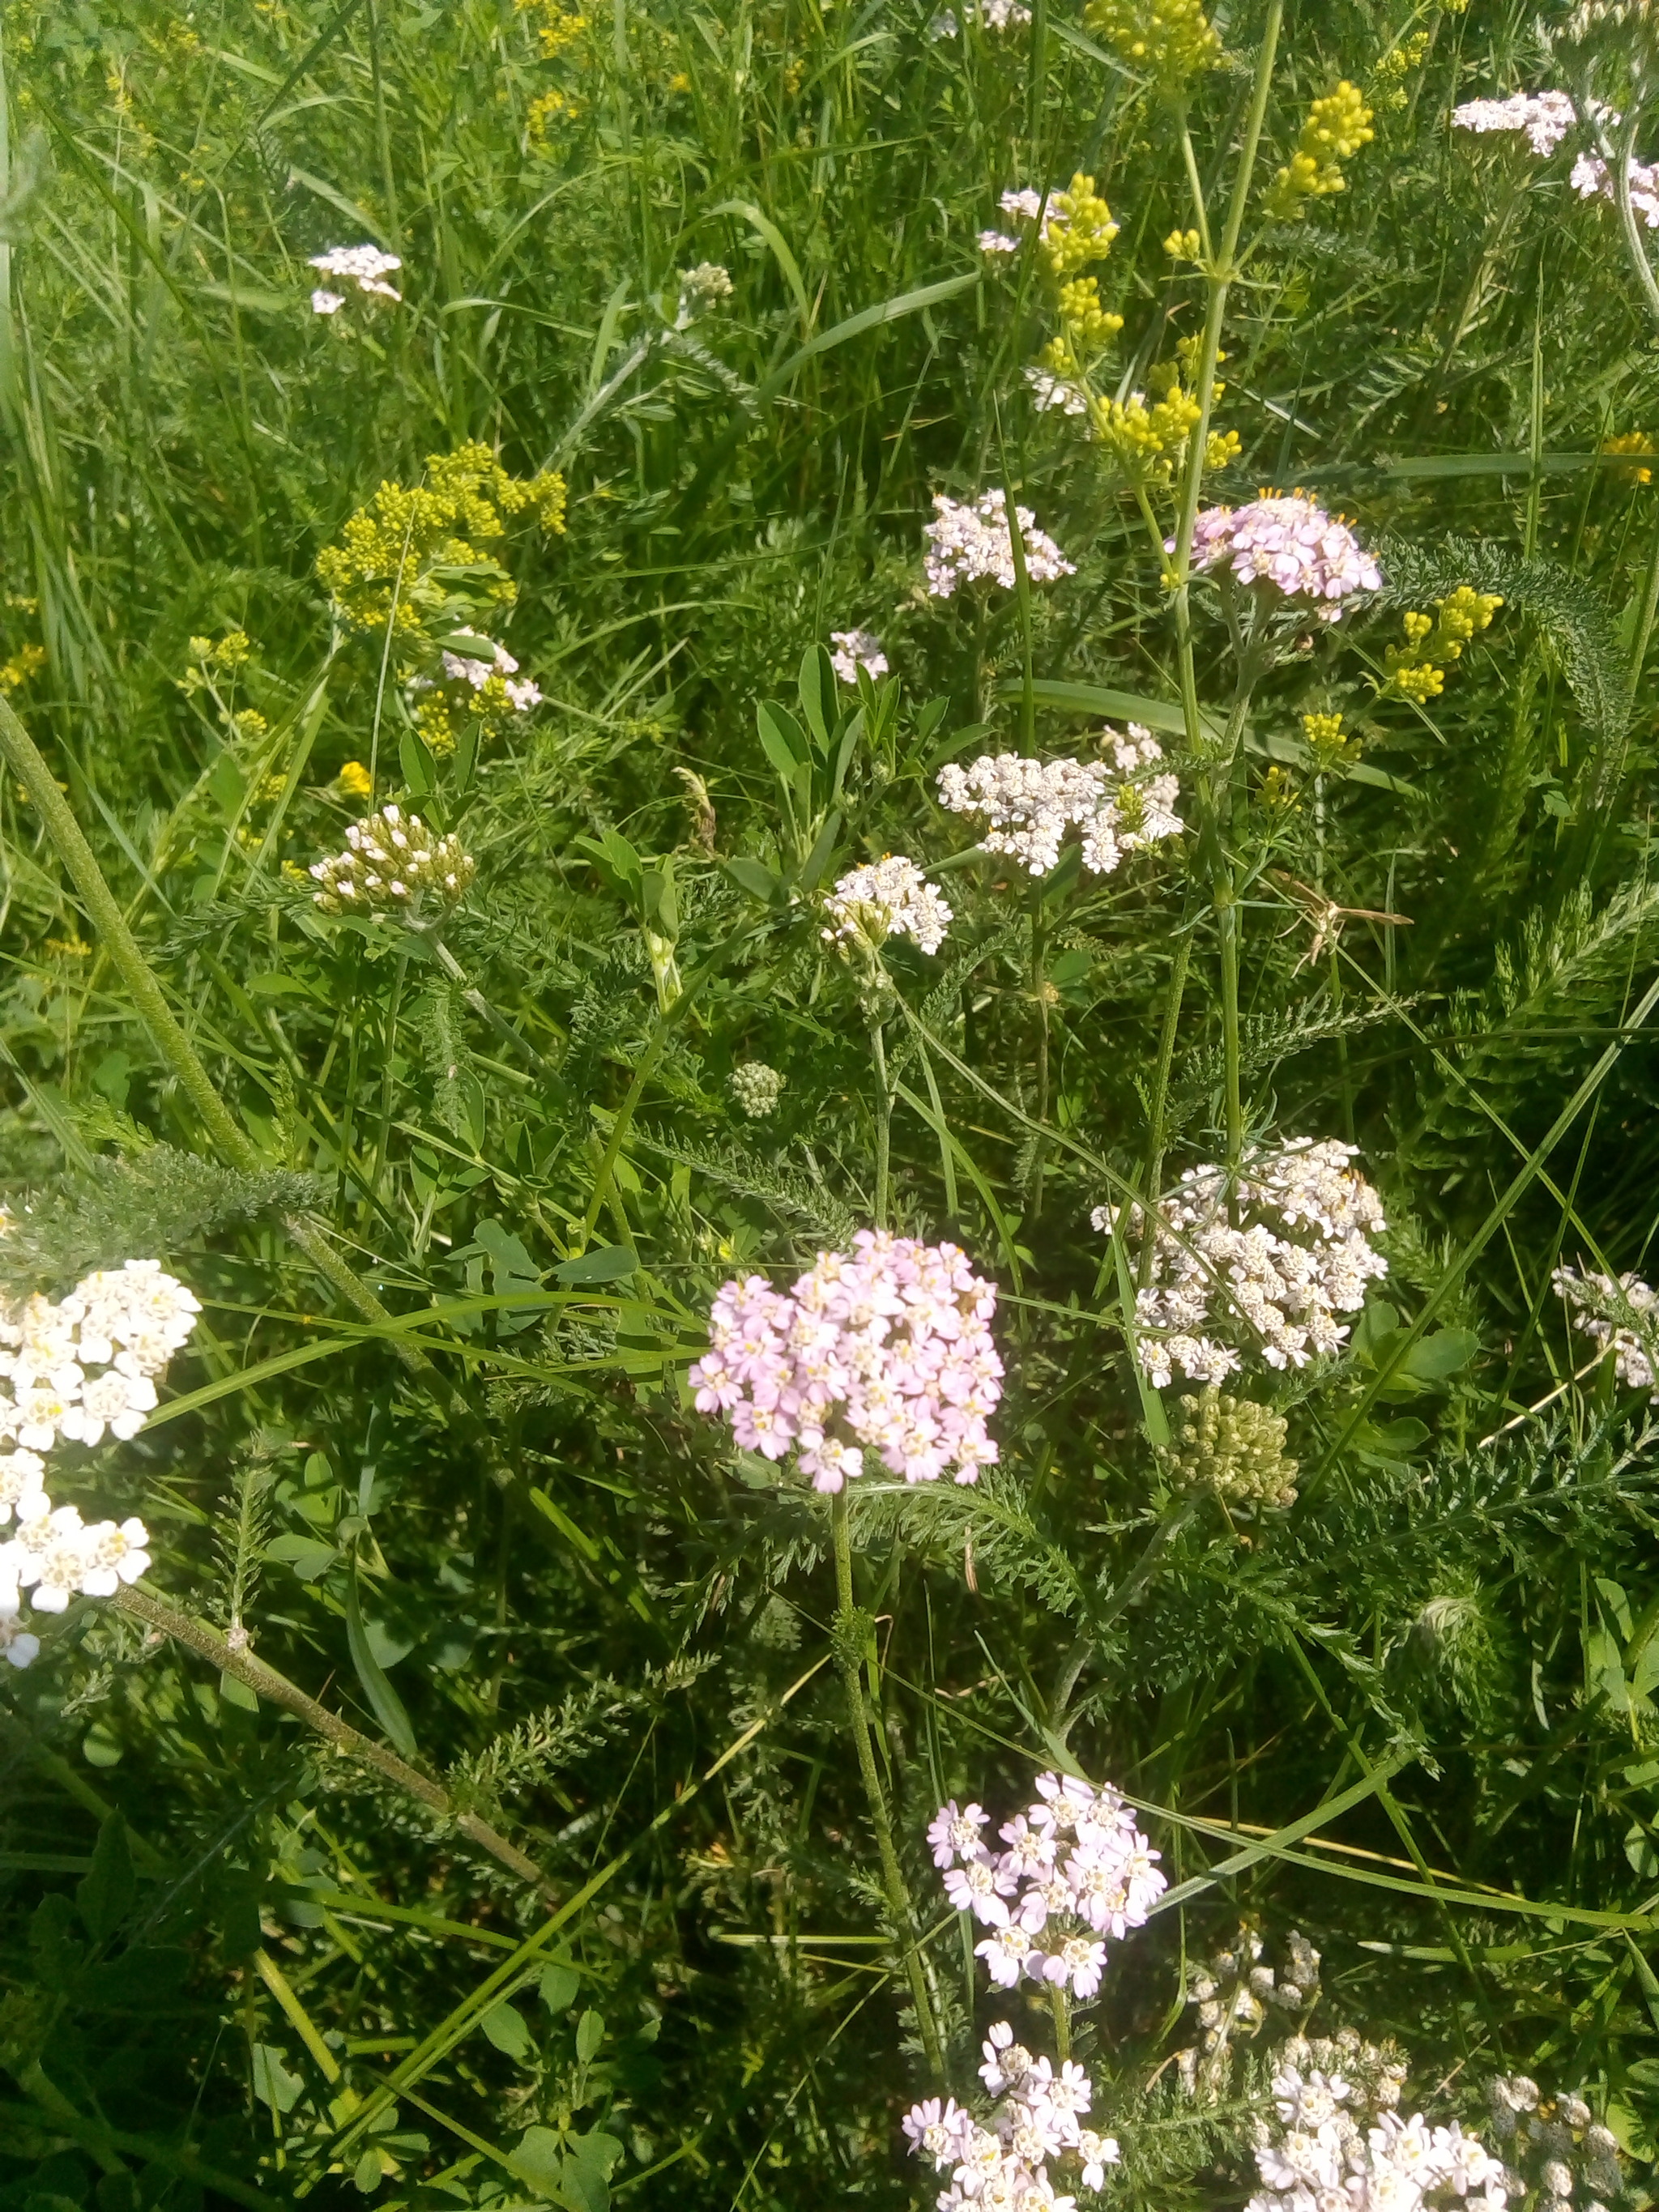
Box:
253 2043 305 2116
554 1243 638 1285
266 1532 339 1582
575 2007 605 2061
539 1961 581 2012
480 2000 534 2061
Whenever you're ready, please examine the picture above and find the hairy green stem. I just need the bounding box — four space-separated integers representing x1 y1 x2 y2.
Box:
1138 923 1195 1289
1168 0 1286 757
870 1015 893 1229
1028 889 1051 1214
830 1493 943 2075
113 1585 557 1902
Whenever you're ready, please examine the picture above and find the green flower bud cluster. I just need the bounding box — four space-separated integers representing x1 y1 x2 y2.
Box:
729 1062 786 1119
1171 1387 1299 1511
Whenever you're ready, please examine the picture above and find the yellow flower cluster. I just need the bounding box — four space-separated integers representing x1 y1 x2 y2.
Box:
1164 227 1201 262
0 641 45 694
315 442 567 641
190 629 252 671
1091 344 1235 485
1031 175 1124 381
1603 430 1656 484
1301 710 1362 772
1265 82 1375 221
1383 586 1502 705
527 86 581 141
516 0 587 58
1083 0 1220 84
1371 29 1430 111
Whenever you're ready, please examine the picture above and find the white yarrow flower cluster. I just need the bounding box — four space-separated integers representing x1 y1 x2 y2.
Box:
1250 2061 1508 2212
0 1258 196 1663
1 1261 200 1453
309 244 403 315
676 262 735 322
924 490 1076 599
929 1770 1166 1996
1452 91 1577 157
823 855 953 954
1485 2075 1627 2212
1570 148 1659 226
904 2039 1117 2211
937 729 1181 879
309 805 477 917
1093 1138 1389 1387
828 629 889 683
1554 1264 1659 1393
1025 366 1088 414
439 641 542 713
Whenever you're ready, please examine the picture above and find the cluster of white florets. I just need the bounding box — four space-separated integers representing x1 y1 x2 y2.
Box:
1452 90 1577 156
1571 148 1659 226
929 1770 1166 1997
0 1259 196 1665
1485 2076 1625 2212
1093 1138 1389 1387
924 491 1076 599
936 729 1182 878
1 1262 199 1454
828 629 889 683
929 0 1030 34
904 2038 1118 2212
1249 2062 1508 2212
1185 495 1382 620
309 244 403 315
438 641 543 714
1553 1264 1659 1394
676 261 734 322
689 1230 1003 1490
309 805 476 916
1025 365 1089 413
823 855 953 955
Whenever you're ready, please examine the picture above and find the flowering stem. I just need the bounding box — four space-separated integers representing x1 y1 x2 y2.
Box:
0 693 406 1349
1137 922 1195 1290
830 1490 944 2076
1168 0 1285 758
1028 887 1051 1214
1051 1984 1072 2065
113 1584 559 1903
869 1016 894 1230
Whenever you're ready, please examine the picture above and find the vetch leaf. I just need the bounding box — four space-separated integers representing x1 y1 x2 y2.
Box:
480 2000 534 2061
554 1244 638 1285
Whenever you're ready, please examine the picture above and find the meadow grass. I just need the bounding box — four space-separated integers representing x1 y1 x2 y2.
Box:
0 0 1655 2205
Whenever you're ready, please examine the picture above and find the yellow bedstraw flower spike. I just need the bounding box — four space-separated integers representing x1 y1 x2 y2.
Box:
1265 82 1375 221
1301 711 1361 772
1038 175 1120 279
316 441 567 641
1084 0 1220 84
1383 586 1502 704
1165 227 1201 261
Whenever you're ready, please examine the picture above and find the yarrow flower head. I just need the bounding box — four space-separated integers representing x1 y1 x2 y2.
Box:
676 262 734 323
1247 2042 1510 2212
412 638 543 752
924 490 1075 599
937 728 1181 879
828 629 888 684
728 1062 786 1119
0 1261 200 1454
1094 1137 1388 1387
1571 148 1659 227
823 855 953 955
309 244 403 309
1452 90 1577 157
309 806 476 918
1554 1264 1659 1394
1183 493 1381 620
687 1230 1003 1490
932 1768 1166 1986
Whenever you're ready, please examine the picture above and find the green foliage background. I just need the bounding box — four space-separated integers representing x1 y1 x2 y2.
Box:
0 0 1656 2204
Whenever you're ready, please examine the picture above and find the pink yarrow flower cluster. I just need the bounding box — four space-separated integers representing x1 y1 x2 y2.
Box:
1571 148 1659 227
904 2035 1119 2212
688 1231 1003 1491
929 1770 1166 1997
1181 494 1381 621
1452 90 1576 158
